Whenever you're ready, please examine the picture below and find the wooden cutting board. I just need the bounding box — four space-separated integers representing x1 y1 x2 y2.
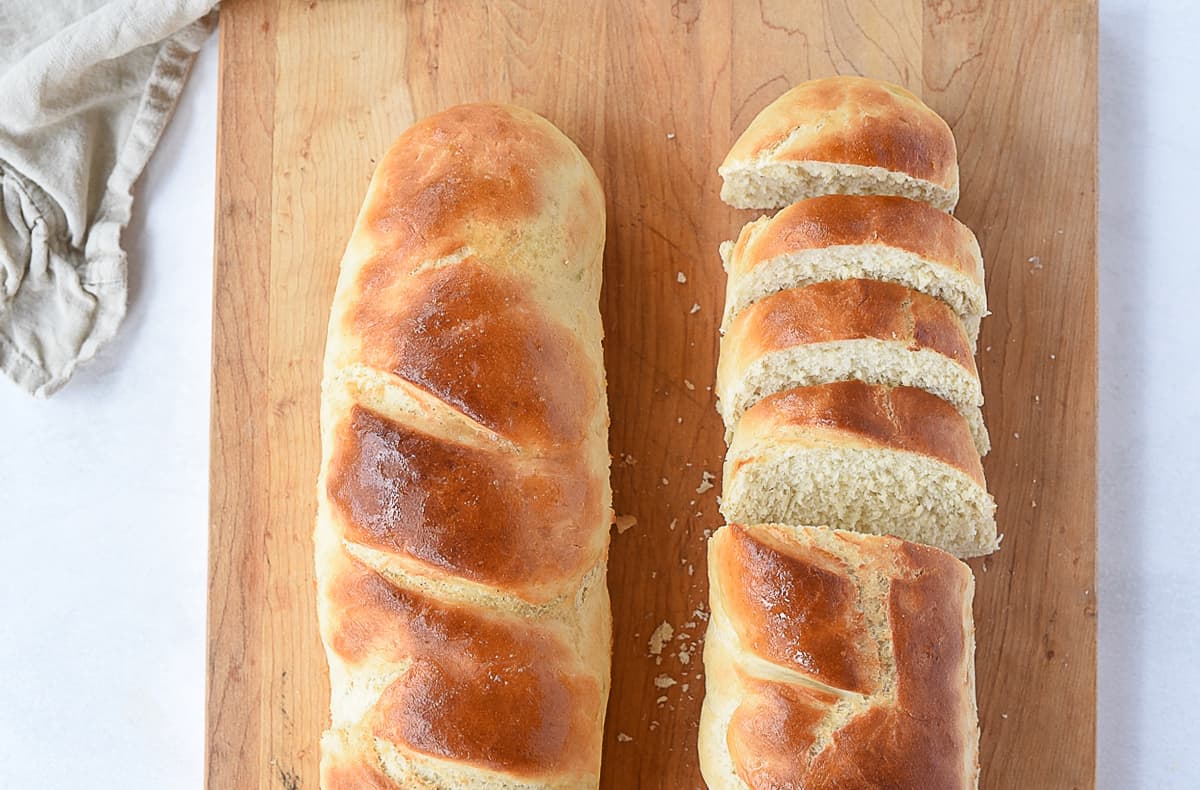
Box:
208 1 1097 787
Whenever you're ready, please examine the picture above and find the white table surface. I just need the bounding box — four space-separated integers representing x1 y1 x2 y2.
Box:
1 3 1197 787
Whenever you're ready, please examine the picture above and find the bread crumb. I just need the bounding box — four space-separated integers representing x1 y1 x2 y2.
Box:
684 379 695 391
617 733 633 742
649 720 659 731
656 695 668 705
985 345 992 352
688 564 694 576
1028 255 1043 270
676 416 683 424
648 622 674 656
661 477 669 486
1001 713 1009 719
1013 432 1020 439
696 471 715 494
1031 499 1038 509
1050 353 1057 360
669 518 678 530
676 271 687 283
614 514 637 534
654 675 677 689
666 132 676 140
681 683 689 693
678 648 691 665
689 303 701 314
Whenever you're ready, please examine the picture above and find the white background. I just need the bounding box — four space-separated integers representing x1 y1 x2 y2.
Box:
1 2 1197 787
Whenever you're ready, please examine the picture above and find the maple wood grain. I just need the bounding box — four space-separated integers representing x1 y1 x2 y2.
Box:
208 1 1097 787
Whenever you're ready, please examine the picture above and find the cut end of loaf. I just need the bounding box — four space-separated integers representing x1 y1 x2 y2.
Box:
719 340 989 455
722 446 998 558
720 160 958 212
722 242 986 337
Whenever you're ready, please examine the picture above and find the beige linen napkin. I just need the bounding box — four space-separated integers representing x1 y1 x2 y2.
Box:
0 0 217 397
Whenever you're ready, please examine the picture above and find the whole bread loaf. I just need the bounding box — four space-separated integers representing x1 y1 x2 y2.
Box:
699 523 980 790
315 104 611 789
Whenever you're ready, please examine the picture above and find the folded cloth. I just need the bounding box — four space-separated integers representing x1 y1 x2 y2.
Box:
0 0 218 397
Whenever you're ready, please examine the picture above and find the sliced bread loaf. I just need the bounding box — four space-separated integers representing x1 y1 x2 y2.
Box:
721 381 997 558
717 278 989 454
719 76 959 211
720 195 986 343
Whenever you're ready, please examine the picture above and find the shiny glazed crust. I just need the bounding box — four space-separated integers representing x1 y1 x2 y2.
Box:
316 104 611 788
699 524 979 790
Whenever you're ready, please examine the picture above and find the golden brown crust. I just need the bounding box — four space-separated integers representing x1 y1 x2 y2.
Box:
735 381 985 487
726 278 977 374
727 677 839 786
360 103 571 266
325 405 604 602
727 194 983 290
722 76 958 193
327 553 603 777
706 524 978 790
317 104 610 787
352 255 597 448
718 524 879 694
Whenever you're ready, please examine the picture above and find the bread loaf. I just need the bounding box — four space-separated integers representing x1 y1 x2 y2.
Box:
719 76 960 211
699 523 980 789
705 75 990 789
721 381 997 558
315 104 611 789
720 195 986 343
717 278 989 454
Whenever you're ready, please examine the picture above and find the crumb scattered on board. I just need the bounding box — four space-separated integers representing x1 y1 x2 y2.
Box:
614 514 637 534
648 622 674 657
617 732 633 742
689 303 701 314
684 379 695 391
654 674 677 689
676 271 687 283
696 470 716 494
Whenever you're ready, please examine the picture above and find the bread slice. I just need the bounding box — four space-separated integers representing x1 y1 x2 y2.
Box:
699 522 979 790
719 76 959 211
720 195 986 344
718 278 989 454
721 381 997 558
